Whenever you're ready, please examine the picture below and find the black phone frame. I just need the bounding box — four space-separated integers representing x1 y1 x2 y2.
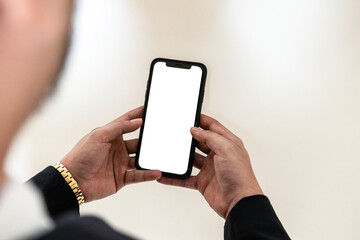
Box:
135 58 207 179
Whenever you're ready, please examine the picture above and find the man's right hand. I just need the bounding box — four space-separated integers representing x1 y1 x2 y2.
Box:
157 114 263 219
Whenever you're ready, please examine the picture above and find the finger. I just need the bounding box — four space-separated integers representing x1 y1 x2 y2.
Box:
125 138 138 154
194 152 205 169
199 114 238 142
196 142 211 154
191 127 228 154
112 106 144 122
124 170 161 185
128 157 136 169
157 176 198 190
98 119 143 142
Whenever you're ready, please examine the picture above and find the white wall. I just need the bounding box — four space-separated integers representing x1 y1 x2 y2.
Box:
6 0 360 239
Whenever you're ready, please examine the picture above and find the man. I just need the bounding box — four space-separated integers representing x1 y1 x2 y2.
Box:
0 1 290 239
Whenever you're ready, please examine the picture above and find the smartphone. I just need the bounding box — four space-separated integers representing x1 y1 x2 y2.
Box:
135 58 207 178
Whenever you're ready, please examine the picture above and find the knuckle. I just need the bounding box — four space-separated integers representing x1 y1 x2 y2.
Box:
90 127 100 134
237 138 244 147
220 142 236 154
90 127 108 142
142 172 147 182
90 127 101 138
212 119 220 126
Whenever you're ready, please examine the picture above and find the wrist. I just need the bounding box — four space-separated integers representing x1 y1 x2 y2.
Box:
60 158 88 201
53 162 85 205
225 184 263 219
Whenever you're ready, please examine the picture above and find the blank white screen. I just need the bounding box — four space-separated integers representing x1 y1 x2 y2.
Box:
138 62 202 175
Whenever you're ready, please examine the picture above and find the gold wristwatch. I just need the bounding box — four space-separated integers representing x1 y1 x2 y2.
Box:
53 162 85 206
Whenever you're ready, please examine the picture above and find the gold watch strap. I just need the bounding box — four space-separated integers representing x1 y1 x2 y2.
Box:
53 162 85 206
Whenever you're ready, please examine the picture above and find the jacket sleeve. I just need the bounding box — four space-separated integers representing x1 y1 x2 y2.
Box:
224 195 290 240
28 166 79 219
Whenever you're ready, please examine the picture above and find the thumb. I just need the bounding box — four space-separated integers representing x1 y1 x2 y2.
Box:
191 127 227 154
100 119 143 142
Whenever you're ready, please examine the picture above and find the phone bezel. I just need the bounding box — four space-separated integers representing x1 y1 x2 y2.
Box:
135 58 207 179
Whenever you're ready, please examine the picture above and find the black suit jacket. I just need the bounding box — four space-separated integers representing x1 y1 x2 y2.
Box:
30 167 290 239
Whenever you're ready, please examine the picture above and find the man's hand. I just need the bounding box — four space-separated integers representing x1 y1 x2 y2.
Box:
61 106 161 202
157 115 263 219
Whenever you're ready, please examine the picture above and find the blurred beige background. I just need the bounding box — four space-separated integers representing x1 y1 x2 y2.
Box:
5 0 360 239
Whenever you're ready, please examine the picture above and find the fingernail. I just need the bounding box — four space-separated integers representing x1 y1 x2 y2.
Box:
191 127 201 132
130 118 142 123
